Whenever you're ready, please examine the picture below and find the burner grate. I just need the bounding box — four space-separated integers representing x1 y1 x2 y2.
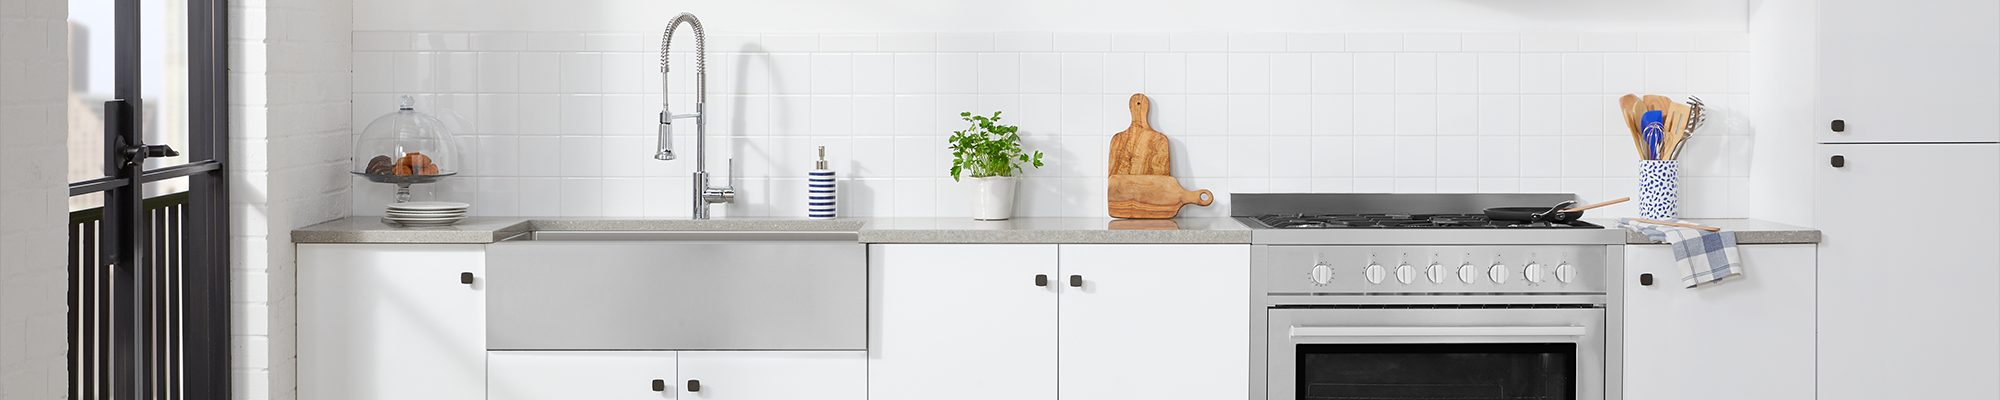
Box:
1254 213 1601 229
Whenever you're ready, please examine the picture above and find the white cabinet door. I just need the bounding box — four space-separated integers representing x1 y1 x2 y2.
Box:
1622 245 1815 400
299 244 486 400
487 351 678 400
1056 245 1251 400
868 244 1059 400
678 352 866 400
1818 0 2000 143
1816 144 2000 400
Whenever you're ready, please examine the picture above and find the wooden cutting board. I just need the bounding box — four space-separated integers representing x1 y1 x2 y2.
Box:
1109 93 1172 176
1106 93 1213 219
1108 175 1213 219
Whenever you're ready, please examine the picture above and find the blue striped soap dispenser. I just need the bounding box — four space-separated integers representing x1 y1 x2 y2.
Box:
807 146 837 219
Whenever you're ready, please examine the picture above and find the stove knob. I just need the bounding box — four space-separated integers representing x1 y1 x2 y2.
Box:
1426 263 1445 284
1310 263 1335 286
1488 263 1510 284
1364 264 1387 284
1524 262 1547 284
1555 262 1576 284
1395 264 1415 285
1457 263 1478 284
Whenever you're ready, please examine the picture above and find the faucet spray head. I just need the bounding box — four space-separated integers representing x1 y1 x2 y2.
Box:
655 114 677 160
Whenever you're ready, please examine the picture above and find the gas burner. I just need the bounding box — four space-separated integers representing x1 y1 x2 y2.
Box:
1253 213 1601 229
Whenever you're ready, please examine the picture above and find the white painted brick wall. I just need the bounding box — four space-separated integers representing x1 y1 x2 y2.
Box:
0 0 74 397
232 0 353 399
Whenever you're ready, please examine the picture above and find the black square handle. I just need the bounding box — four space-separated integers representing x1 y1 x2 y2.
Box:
687 379 701 392
652 379 666 392
1831 155 1846 168
1068 275 1083 288
1831 119 1846 132
459 272 474 285
1035 274 1049 287
1639 273 1655 286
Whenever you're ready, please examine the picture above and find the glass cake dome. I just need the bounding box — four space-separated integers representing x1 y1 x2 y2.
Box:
353 96 462 201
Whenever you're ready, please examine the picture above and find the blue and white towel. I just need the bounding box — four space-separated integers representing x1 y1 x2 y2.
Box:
1619 218 1742 287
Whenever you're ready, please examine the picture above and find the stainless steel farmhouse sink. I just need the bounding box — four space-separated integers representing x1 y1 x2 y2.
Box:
485 218 866 351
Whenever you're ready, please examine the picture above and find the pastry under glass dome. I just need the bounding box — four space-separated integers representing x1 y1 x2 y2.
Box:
353 96 462 202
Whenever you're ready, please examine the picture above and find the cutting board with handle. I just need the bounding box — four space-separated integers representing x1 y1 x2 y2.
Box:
1107 93 1213 219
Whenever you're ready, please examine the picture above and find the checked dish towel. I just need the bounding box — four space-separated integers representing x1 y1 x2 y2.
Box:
1619 218 1742 287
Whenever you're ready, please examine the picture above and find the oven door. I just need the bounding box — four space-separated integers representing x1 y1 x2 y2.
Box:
1267 307 1605 400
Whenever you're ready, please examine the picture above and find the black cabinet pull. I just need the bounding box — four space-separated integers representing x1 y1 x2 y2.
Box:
1830 155 1846 168
1034 274 1049 287
1830 119 1846 132
687 379 701 392
459 272 474 285
1068 275 1083 287
652 379 666 392
1639 273 1654 286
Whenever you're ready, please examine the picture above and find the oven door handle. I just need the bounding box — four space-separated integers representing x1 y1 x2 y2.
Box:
1290 325 1588 338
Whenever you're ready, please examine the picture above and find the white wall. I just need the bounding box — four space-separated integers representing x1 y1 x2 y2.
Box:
231 0 354 399
1740 0 1816 226
0 0 72 397
352 30 1754 219
353 0 1747 33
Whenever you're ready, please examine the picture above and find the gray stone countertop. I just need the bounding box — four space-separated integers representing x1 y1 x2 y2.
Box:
1591 218 1822 245
292 216 1815 245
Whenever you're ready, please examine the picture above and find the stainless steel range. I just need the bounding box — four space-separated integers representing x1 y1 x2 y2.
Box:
1238 193 1625 400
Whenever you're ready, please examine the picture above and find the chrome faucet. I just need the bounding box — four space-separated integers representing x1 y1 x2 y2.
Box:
658 12 735 219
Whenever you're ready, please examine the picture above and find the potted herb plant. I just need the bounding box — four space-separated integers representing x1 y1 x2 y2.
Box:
949 111 1045 220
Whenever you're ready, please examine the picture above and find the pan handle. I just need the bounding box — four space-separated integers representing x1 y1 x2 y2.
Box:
1561 197 1631 213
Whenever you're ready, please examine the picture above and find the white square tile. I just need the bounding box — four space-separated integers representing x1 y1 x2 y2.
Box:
995 32 1054 52
1352 54 1395 93
1404 34 1461 52
1061 53 1105 94
1476 95 1519 136
1311 95 1354 135
1352 95 1395 135
1394 95 1437 135
1461 34 1520 52
937 53 979 94
1435 136 1479 177
558 178 604 216
852 96 894 135
891 178 937 216
769 54 813 94
1643 53 1688 93
1227 54 1271 93
1353 178 1394 192
1560 54 1604 94
1311 53 1353 93
1185 54 1228 93
1171 33 1229 52
516 53 560 93
517 94 561 134
1060 95 1103 136
1268 54 1310 94
893 54 936 93
1312 178 1356 192
1184 95 1228 135
1393 137 1437 176
601 136 647 178
1346 34 1404 52
1018 53 1062 94
853 54 894 94
849 137 895 178
561 53 602 93
1016 94 1062 135
893 95 935 136
1432 54 1477 95
1103 53 1146 94
518 136 563 178
938 33 994 52
1269 95 1312 135
602 53 645 94
478 94 519 135
1517 95 1561 134
354 53 393 92
1477 54 1519 94
1227 95 1271 135
471 53 515 93
1559 136 1604 177
560 136 604 177
1142 53 1185 94
518 178 561 216
1686 53 1730 94
1228 33 1287 52
770 96 813 136
600 95 649 136
1436 95 1478 135
393 53 436 92
1351 136 1395 177
1310 137 1354 176
1477 178 1520 193
561 95 603 134
601 178 645 217
1226 136 1272 177
1579 33 1637 52
1559 95 1604 136
1518 136 1562 177
1520 54 1561 94
1436 178 1478 193
440 52 480 93
1177 136 1229 177
878 33 936 52
1394 54 1437 93
811 96 854 136
1520 33 1579 52
976 53 1021 93
1268 137 1311 177
1056 136 1106 178
1476 137 1520 177
1600 53 1645 93
820 34 878 52
812 54 854 94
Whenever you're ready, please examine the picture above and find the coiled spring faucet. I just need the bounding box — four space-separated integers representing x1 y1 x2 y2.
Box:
659 12 735 219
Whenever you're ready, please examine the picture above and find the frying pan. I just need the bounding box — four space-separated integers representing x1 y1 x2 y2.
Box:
1484 197 1631 223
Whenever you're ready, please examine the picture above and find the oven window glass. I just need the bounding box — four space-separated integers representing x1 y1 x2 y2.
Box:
1295 343 1575 400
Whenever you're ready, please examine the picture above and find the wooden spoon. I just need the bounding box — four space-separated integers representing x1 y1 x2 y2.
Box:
1619 94 1645 159
1561 197 1631 213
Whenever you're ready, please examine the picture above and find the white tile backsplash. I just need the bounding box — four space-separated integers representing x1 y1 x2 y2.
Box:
355 31 1753 219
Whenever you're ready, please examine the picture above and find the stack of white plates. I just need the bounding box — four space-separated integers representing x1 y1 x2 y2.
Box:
384 201 469 226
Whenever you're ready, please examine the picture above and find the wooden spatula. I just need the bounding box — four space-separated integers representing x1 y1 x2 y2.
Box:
1619 94 1645 159
1108 93 1172 176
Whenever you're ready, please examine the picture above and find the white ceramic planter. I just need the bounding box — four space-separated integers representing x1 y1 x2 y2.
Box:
966 176 1018 220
